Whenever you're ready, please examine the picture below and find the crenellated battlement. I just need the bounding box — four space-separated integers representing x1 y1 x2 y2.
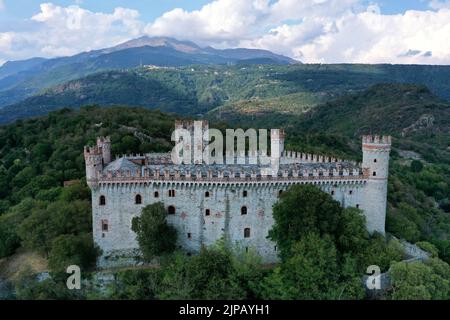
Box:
362 135 392 145
281 150 358 165
84 145 102 156
96 136 111 145
175 119 209 130
97 165 367 184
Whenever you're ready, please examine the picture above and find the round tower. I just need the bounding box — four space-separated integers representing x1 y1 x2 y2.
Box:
84 146 103 187
361 135 392 234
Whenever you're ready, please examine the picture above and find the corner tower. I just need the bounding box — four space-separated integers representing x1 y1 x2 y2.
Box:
84 136 110 187
84 145 102 188
361 135 391 234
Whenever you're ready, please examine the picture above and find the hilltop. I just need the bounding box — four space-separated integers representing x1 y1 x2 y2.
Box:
0 36 297 108
2 63 450 125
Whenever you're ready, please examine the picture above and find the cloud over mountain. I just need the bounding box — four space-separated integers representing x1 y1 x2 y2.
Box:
1 0 450 65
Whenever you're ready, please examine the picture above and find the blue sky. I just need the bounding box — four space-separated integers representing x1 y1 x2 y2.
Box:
0 0 450 65
0 0 432 21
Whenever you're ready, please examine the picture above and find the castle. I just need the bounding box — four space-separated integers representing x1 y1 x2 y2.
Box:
84 121 391 267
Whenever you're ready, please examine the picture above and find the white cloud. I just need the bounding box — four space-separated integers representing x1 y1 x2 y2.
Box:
241 7 450 64
144 0 361 46
0 3 144 61
1 1 450 65
143 0 450 64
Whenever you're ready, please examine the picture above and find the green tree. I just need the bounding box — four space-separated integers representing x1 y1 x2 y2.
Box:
158 247 245 300
15 268 83 300
0 198 45 257
390 258 450 300
131 202 177 261
59 182 91 202
17 200 91 256
410 160 424 173
337 207 370 255
110 269 162 300
259 233 365 300
268 184 342 260
48 234 100 273
17 207 58 256
360 234 403 272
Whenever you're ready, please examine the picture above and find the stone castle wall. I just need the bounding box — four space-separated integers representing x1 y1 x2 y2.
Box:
86 123 391 268
92 178 368 265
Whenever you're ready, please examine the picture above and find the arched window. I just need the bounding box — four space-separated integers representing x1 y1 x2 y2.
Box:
356 204 360 209
205 191 210 198
99 195 106 206
331 190 335 196
244 228 251 238
373 171 377 177
135 194 142 204
241 206 247 215
168 206 176 215
374 159 377 163
154 191 159 198
278 190 283 196
349 190 353 195
169 189 176 197
205 209 210 216
243 190 248 197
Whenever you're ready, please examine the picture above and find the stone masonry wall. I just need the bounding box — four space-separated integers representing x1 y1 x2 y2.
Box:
93 179 369 267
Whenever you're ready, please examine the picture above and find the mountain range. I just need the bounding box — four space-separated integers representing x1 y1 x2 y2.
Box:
0 36 298 109
2 62 450 125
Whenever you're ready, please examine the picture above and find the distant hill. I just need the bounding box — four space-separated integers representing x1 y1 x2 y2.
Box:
3 63 450 125
0 36 297 107
209 83 450 164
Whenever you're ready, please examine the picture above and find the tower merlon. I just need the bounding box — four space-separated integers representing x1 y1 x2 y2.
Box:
362 135 392 148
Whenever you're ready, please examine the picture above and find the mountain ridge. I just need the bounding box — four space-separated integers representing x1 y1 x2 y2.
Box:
2 63 450 125
0 36 298 108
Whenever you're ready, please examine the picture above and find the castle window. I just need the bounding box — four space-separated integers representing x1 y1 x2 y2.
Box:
373 171 377 177
187 233 192 239
349 190 353 195
274 246 277 252
101 219 108 232
331 190 335 196
154 191 159 198
374 159 377 163
243 190 248 197
168 206 176 215
356 204 360 209
135 194 142 204
245 247 249 253
244 228 251 238
205 191 210 197
169 189 176 197
99 195 106 206
205 209 210 216
241 206 247 215
278 190 283 196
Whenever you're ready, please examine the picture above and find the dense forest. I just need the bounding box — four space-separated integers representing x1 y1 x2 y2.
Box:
3 63 450 124
0 80 449 299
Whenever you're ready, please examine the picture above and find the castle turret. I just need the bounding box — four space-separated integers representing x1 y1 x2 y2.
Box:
84 145 103 188
97 136 111 165
361 135 391 234
84 136 111 187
